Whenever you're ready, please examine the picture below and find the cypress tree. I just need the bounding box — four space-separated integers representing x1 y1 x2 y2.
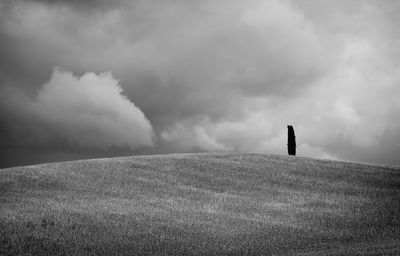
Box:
287 125 296 156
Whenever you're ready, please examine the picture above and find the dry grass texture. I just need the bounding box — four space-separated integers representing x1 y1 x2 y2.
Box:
1 153 399 255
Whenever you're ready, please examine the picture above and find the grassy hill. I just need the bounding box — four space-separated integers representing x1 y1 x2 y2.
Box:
1 153 400 255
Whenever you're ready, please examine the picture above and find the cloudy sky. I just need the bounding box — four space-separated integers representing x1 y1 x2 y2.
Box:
1 0 400 167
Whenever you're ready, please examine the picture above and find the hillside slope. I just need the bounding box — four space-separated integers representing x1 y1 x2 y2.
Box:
1 153 400 255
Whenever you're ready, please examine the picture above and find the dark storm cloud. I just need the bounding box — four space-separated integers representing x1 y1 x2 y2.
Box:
1 0 400 166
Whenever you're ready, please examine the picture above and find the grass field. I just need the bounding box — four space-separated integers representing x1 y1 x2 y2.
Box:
1 153 400 255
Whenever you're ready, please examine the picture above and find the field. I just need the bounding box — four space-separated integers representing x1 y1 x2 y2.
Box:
1 153 400 255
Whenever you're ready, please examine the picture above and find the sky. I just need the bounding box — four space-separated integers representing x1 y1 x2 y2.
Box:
1 0 400 167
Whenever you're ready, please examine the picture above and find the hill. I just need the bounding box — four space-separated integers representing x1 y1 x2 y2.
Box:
1 153 400 255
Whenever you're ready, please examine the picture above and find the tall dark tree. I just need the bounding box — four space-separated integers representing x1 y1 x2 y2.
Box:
287 125 296 156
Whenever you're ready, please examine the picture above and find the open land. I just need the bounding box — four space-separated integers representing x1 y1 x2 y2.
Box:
1 153 400 255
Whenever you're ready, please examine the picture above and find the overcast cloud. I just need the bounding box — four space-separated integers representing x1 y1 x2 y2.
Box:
1 0 399 167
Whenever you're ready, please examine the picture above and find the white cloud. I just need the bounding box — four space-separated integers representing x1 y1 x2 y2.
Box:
36 68 154 149
2 68 154 149
161 123 230 152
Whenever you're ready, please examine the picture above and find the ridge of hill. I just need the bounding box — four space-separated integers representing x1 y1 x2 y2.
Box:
1 153 400 255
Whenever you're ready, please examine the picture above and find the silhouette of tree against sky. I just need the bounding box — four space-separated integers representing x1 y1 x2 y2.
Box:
287 125 296 156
